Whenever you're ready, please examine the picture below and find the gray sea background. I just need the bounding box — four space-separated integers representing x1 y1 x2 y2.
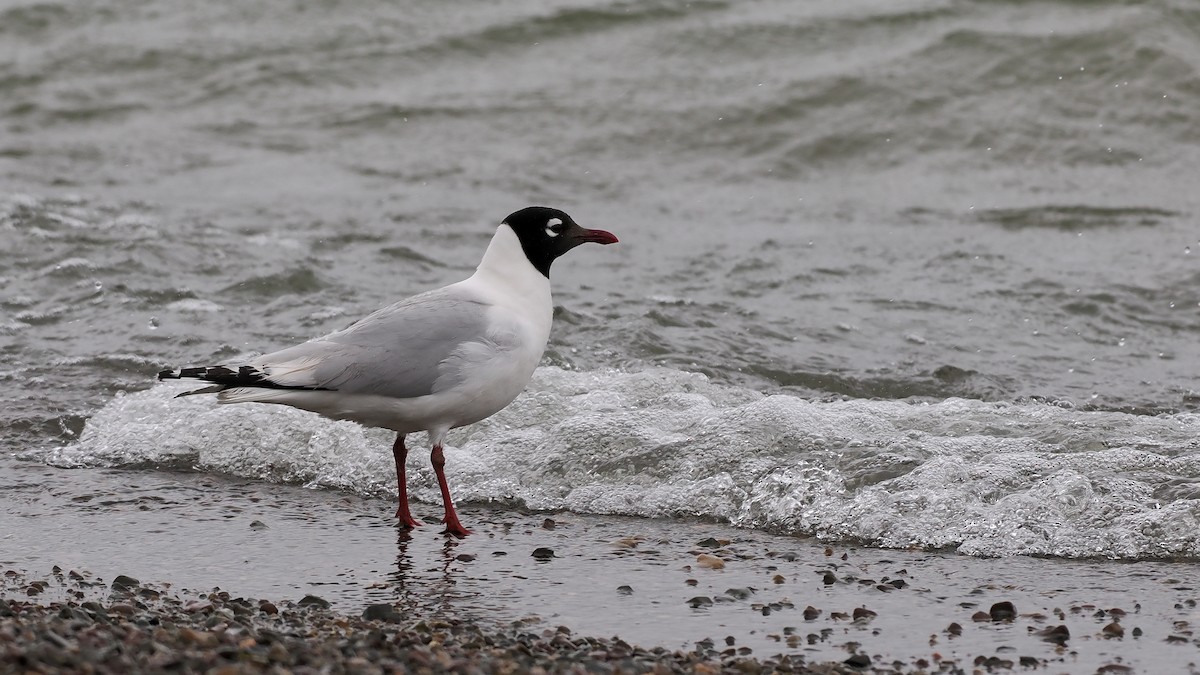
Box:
3 0 1200 668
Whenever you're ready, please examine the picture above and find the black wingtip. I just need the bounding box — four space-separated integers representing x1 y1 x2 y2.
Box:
158 368 179 380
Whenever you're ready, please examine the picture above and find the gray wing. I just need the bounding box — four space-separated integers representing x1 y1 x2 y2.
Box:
247 288 491 400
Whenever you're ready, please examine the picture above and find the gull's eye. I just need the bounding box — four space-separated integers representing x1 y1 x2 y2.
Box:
544 217 564 237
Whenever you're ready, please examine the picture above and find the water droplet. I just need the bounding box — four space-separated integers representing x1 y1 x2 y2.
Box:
1169 302 1176 308
1186 246 1192 255
148 317 160 330
1117 338 1126 347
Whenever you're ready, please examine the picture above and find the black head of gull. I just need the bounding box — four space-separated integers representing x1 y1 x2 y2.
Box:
503 206 619 278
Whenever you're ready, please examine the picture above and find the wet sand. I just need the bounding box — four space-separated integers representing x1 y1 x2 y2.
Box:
3 459 1199 672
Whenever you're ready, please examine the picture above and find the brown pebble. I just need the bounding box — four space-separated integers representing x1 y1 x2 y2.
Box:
1038 625 1070 645
946 622 962 636
1102 622 1124 638
179 627 219 648
803 606 820 620
972 611 991 622
685 578 698 586
844 653 870 668
542 518 556 530
259 601 278 615
772 574 785 585
696 554 725 570
852 607 876 621
989 601 1017 621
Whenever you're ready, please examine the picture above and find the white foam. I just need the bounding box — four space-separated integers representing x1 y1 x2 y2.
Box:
39 366 1200 559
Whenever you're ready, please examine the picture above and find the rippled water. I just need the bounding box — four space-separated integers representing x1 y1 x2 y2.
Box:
4 0 1200 561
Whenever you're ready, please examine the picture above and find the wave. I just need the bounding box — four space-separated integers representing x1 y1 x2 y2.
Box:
37 365 1200 560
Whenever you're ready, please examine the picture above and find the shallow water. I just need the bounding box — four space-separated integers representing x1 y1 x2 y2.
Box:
3 0 1200 659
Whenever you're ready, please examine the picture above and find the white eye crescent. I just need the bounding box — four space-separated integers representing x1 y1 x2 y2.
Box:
545 217 563 237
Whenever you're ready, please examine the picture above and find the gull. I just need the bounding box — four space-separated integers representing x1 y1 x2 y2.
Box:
159 207 618 537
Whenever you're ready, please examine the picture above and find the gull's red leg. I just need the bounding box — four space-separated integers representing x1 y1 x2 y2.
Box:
392 434 421 529
431 444 471 538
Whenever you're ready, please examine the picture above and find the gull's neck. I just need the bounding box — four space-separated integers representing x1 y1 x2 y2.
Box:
471 224 552 304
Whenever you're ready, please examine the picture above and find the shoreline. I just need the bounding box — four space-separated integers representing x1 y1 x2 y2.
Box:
2 568 858 674
4 458 1198 672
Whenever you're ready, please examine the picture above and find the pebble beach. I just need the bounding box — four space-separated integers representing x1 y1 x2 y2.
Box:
5 490 1199 674
2 567 861 675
